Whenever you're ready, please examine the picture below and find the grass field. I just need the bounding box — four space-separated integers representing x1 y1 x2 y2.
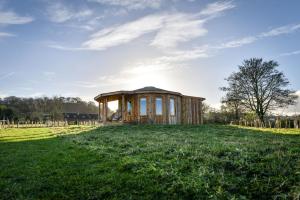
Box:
0 125 299 199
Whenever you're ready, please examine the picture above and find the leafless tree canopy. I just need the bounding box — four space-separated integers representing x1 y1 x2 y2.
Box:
221 58 297 123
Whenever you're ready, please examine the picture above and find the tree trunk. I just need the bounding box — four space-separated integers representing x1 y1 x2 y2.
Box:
257 113 265 127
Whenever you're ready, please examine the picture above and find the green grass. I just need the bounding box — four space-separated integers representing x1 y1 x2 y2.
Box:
0 125 299 199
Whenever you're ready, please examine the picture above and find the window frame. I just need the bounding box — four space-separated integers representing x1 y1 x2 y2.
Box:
169 98 176 116
127 100 132 116
155 97 163 116
139 97 147 116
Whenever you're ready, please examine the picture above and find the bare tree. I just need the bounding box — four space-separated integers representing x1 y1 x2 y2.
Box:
221 58 297 124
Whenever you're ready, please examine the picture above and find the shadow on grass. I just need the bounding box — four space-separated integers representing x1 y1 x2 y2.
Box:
0 125 299 200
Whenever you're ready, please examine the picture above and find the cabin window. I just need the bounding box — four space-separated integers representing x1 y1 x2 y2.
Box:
140 98 147 116
155 97 162 115
127 100 132 115
169 98 175 116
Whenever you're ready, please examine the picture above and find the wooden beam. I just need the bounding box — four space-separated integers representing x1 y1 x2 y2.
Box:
103 98 107 124
121 95 125 123
99 101 102 122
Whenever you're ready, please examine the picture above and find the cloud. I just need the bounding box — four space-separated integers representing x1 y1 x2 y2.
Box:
0 72 15 80
48 44 88 51
98 47 209 86
158 47 210 62
84 1 235 50
47 2 93 23
150 13 207 49
279 90 300 115
209 23 300 51
280 50 300 57
79 46 210 89
83 14 166 50
73 75 131 88
0 32 15 38
51 1 236 51
88 0 162 10
260 24 300 37
0 10 34 24
199 1 235 16
216 36 257 49
122 61 174 74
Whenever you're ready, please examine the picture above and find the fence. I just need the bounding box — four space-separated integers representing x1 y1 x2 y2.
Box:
231 118 300 129
0 120 100 129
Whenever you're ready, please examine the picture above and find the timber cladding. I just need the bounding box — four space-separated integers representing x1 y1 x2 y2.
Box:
94 87 205 125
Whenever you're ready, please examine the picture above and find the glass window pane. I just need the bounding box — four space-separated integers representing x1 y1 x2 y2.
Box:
156 98 162 115
127 101 132 115
140 98 147 116
170 98 175 116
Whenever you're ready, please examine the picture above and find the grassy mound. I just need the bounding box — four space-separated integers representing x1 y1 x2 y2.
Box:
0 125 299 199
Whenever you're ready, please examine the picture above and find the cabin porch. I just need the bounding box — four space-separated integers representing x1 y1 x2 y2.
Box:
97 94 127 124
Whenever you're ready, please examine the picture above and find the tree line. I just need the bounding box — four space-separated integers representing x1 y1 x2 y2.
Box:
0 96 98 122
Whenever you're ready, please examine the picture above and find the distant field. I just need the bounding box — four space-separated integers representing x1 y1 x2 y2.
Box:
0 125 299 199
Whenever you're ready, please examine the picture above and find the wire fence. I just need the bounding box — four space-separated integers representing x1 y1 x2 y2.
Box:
0 120 100 129
231 118 300 129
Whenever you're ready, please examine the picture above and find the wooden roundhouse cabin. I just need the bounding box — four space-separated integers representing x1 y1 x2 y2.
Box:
94 87 205 125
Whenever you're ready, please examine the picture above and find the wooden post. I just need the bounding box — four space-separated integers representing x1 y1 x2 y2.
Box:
103 98 107 124
121 95 125 123
166 95 169 124
149 95 152 124
98 102 101 123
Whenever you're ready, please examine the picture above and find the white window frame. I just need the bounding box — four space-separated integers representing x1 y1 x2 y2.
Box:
139 98 147 116
169 98 175 116
155 97 163 116
127 100 132 115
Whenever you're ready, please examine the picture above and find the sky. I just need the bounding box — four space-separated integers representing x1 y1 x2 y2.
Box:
0 0 300 113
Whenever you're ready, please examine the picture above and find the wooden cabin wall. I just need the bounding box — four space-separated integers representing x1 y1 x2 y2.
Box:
199 100 203 124
181 97 203 125
182 97 191 124
167 95 180 125
181 97 186 124
192 98 198 124
151 94 166 124
177 96 182 124
129 93 182 124
165 95 169 124
124 95 137 123
97 93 203 125
135 94 148 124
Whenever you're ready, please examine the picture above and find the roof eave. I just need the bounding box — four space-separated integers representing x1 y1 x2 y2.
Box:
94 89 205 101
